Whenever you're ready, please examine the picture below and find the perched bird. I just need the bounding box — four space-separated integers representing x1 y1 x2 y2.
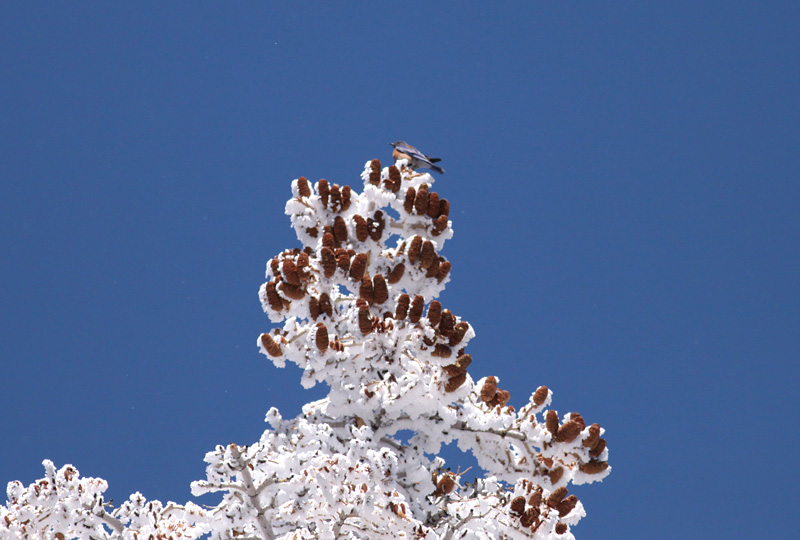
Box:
390 141 444 174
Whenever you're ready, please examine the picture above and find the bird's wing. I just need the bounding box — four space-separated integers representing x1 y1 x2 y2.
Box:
396 142 424 157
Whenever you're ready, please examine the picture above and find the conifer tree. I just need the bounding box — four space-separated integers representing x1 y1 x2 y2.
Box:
1 157 610 540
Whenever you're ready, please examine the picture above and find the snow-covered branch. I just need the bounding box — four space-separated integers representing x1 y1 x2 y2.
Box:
3 156 611 540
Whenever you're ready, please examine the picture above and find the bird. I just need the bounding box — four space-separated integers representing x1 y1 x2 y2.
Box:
390 141 444 174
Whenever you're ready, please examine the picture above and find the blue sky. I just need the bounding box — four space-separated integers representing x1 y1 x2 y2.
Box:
2 3 798 538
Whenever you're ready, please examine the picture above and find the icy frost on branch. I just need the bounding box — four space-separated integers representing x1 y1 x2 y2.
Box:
2 158 610 540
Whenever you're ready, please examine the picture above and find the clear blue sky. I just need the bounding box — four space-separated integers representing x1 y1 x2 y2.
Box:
2 3 798 539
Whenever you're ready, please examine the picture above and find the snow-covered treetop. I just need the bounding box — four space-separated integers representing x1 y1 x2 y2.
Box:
2 158 610 540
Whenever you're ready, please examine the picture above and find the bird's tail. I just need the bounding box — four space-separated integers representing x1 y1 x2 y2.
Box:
430 164 445 174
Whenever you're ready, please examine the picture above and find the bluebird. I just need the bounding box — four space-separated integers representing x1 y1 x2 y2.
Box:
390 141 444 174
